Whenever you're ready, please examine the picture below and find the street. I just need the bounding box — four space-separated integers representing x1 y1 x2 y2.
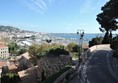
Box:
70 45 118 83
86 48 118 83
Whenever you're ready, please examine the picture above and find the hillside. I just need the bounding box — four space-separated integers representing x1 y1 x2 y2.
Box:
0 25 33 33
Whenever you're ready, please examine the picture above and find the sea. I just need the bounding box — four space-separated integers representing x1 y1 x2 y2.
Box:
49 33 105 44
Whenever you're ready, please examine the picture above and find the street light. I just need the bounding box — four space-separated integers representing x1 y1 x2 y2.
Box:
45 36 52 43
46 39 51 43
77 29 84 63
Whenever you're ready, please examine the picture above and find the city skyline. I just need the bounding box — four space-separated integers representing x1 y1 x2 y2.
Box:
0 0 110 33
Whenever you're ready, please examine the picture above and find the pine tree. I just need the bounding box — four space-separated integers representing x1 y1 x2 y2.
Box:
96 0 118 44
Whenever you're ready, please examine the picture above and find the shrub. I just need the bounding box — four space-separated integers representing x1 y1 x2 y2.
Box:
66 42 80 53
48 48 69 56
1 73 21 83
18 48 27 55
112 49 118 58
28 44 69 59
89 36 103 47
110 36 118 58
71 52 78 59
110 36 118 50
8 42 19 55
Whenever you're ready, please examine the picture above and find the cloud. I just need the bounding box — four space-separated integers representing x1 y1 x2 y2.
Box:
19 0 55 14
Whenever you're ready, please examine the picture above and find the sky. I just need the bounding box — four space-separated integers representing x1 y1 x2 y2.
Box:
0 0 109 33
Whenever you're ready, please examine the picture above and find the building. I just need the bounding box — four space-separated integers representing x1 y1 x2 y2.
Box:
0 61 6 77
17 52 33 71
0 42 9 58
18 66 38 83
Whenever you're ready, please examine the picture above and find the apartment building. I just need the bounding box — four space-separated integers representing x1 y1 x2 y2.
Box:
0 43 9 58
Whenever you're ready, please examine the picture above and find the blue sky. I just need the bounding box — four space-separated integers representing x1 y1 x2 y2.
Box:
0 0 109 33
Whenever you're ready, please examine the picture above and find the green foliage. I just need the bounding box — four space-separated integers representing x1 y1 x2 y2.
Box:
28 44 41 65
112 49 118 58
89 36 103 47
66 42 80 53
110 36 118 50
43 44 69 57
8 42 19 55
96 0 118 44
28 44 69 59
102 0 118 18
18 48 27 55
71 52 78 59
110 36 118 58
1 73 21 83
66 42 81 59
41 67 71 83
48 47 69 56
97 13 117 31
28 44 44 57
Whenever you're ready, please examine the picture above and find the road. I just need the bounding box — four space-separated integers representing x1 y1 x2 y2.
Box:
70 46 118 83
86 47 118 83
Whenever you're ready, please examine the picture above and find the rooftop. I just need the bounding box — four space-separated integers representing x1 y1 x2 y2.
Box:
0 42 7 48
17 52 31 60
0 61 6 69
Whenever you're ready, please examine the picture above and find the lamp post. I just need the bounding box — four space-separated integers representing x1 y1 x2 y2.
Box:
46 39 51 43
45 36 52 43
77 30 84 63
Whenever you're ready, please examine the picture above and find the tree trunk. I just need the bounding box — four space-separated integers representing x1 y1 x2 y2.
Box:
102 30 109 44
109 31 112 43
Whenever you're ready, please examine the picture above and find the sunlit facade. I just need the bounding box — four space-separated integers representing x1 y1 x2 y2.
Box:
0 43 9 58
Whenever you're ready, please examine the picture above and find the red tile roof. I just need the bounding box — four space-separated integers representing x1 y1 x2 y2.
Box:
0 61 6 69
0 42 7 48
0 45 7 48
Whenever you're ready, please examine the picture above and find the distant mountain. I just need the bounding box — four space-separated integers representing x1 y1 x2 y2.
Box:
0 25 34 33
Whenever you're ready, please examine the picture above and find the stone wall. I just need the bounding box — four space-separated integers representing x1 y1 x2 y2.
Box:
37 55 72 81
54 66 77 83
18 66 38 83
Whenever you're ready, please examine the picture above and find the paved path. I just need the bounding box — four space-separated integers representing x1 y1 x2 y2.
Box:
87 50 118 83
70 45 118 83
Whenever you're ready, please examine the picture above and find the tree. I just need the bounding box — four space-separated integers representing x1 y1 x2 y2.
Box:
18 48 27 55
89 36 103 47
28 44 40 65
96 0 118 44
29 44 68 57
8 42 19 55
101 0 118 18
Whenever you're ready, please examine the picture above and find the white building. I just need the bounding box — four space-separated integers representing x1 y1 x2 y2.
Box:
0 43 9 58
